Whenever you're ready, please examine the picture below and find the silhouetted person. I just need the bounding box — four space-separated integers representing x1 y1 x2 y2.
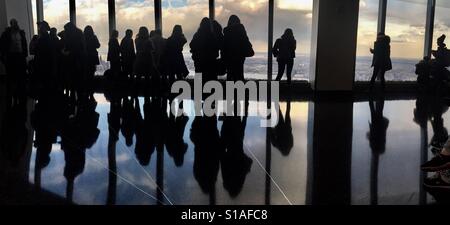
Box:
273 29 296 84
370 33 392 90
150 29 166 92
165 25 189 84
134 27 156 85
415 56 431 90
430 35 450 94
367 94 389 205
220 116 252 198
62 22 86 103
150 29 166 72
0 19 28 102
223 15 254 81
49 27 62 86
190 17 222 82
191 116 223 204
108 29 121 79
84 25 100 98
34 21 55 90
29 34 39 56
120 29 136 80
433 34 450 69
270 100 293 156
212 20 225 76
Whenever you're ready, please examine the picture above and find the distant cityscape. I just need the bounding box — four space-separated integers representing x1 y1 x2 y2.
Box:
95 53 421 81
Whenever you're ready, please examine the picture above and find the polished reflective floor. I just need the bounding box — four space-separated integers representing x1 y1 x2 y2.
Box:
1 89 450 205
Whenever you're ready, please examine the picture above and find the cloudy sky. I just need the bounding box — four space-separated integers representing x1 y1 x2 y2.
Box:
35 0 450 59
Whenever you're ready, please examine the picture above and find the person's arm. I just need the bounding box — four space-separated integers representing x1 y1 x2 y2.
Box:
95 36 101 49
119 39 125 54
181 35 187 46
21 30 28 57
273 39 280 57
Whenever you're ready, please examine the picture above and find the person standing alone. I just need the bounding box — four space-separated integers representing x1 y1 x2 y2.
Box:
273 28 296 84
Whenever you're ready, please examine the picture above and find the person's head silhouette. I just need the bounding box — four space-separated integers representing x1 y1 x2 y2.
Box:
137 26 149 39
9 19 19 30
172 25 183 37
50 27 57 37
227 15 241 27
37 21 50 34
111 29 119 39
125 29 133 38
84 25 94 37
282 28 294 39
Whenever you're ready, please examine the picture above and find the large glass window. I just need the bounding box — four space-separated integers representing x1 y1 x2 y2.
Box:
355 0 379 81
385 0 427 81
161 0 209 76
116 0 155 38
273 0 313 81
31 0 37 35
216 0 268 80
162 0 208 41
76 0 109 74
43 0 70 34
356 0 427 82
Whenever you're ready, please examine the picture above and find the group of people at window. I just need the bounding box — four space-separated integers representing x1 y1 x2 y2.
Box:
415 34 450 94
0 16 299 105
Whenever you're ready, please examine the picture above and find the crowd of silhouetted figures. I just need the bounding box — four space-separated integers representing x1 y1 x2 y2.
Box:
0 16 299 105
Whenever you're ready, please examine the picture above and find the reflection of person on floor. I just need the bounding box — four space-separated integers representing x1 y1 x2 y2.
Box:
31 90 65 188
166 112 189 167
270 100 293 156
422 96 450 175
429 98 449 153
191 116 222 204
121 97 138 147
367 95 389 205
134 97 155 166
61 96 100 202
220 116 252 198
1 94 28 166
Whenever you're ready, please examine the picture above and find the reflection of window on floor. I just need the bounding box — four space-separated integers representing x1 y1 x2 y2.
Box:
76 0 109 75
273 0 312 81
216 0 268 80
